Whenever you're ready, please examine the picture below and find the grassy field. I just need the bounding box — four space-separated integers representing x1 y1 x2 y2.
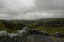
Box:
35 26 46 31
35 26 64 34
47 27 64 34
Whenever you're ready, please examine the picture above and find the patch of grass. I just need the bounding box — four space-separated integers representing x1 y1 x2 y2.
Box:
9 30 18 33
35 26 46 31
35 26 64 34
47 27 64 34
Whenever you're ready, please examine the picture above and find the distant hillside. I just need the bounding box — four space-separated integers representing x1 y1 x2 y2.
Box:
0 18 64 34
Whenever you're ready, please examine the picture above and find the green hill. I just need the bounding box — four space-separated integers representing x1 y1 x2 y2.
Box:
0 20 10 31
0 20 18 33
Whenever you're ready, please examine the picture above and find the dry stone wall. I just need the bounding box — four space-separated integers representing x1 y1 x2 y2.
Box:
0 27 64 42
0 27 29 42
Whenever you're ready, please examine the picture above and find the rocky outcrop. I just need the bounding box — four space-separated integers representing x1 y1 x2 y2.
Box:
0 27 64 42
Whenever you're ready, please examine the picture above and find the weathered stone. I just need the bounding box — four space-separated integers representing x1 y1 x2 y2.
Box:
54 32 64 37
9 33 17 38
0 30 7 37
43 32 50 36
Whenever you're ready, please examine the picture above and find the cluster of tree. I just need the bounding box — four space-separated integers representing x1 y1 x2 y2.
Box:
3 21 25 30
24 19 64 28
2 18 64 30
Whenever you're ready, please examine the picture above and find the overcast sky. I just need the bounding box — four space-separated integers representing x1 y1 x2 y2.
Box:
0 0 64 20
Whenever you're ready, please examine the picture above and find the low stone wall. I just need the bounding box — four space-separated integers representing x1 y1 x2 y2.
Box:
0 27 64 42
0 27 29 42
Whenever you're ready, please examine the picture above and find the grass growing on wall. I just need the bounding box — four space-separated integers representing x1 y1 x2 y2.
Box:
9 30 18 33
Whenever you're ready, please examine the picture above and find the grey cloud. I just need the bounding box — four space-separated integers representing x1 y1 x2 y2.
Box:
0 0 35 14
0 0 64 20
35 0 64 10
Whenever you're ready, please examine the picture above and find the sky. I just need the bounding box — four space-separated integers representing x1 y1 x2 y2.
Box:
0 0 64 20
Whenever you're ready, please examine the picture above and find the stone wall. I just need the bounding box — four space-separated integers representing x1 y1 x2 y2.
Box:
0 27 64 42
0 27 29 42
29 29 64 37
